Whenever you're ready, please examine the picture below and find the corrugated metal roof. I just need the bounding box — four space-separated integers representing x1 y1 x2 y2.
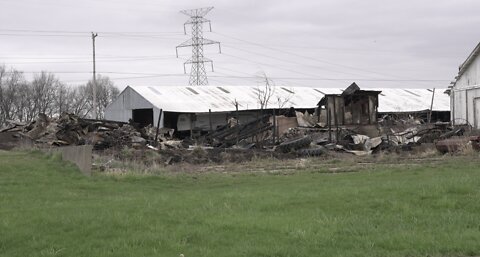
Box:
374 88 449 113
126 85 449 113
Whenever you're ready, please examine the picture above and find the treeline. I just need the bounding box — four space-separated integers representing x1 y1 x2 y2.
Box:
0 65 120 127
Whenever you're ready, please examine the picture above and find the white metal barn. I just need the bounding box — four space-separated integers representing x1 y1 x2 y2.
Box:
450 42 480 128
104 85 450 131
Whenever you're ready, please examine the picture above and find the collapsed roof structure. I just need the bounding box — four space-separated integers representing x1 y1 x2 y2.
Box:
318 83 381 126
105 84 450 132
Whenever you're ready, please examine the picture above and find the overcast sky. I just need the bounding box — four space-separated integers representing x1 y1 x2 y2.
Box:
1 0 479 90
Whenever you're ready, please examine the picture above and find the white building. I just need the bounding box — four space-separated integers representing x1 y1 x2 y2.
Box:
105 85 450 131
450 42 480 128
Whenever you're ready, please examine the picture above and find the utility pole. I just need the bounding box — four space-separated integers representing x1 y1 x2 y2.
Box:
428 88 436 123
176 7 221 86
91 32 98 119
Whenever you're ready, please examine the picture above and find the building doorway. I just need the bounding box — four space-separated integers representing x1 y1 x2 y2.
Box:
474 98 480 129
132 108 153 127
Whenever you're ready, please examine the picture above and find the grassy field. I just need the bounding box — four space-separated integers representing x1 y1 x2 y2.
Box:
1 151 480 257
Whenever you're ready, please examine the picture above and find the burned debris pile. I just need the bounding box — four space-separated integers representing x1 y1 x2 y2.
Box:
0 110 476 164
0 83 476 165
0 113 154 150
204 115 272 148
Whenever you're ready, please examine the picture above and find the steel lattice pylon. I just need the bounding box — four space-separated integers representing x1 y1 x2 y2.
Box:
176 7 221 86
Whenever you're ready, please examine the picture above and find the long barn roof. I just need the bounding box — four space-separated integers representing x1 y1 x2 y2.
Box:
123 85 449 113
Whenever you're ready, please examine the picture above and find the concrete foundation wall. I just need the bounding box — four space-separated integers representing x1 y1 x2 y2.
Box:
49 145 92 176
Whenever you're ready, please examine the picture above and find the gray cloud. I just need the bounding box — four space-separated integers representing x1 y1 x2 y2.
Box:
1 0 479 89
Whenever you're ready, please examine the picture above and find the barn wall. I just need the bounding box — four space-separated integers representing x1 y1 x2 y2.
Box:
452 87 480 128
466 88 480 128
452 89 467 125
452 46 480 127
105 87 163 127
176 111 261 131
456 56 480 89
177 113 228 131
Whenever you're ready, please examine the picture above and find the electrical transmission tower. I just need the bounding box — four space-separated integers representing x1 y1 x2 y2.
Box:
176 7 221 86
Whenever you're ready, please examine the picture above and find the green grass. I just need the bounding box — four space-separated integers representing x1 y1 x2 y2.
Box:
1 151 480 257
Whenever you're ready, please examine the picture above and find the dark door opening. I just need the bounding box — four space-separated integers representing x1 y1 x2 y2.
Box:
132 108 153 127
163 111 179 131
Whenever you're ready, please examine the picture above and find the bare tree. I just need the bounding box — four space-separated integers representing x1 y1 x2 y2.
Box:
13 82 31 123
255 72 275 110
0 66 26 124
31 71 59 117
275 87 295 117
254 72 294 112
85 75 120 119
54 82 69 116
276 88 294 109
0 66 120 127
66 86 90 118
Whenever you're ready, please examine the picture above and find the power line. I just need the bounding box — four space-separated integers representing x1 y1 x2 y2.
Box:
222 44 371 79
214 32 446 84
0 33 87 37
0 55 175 61
215 34 450 88
219 45 439 88
0 33 185 41
222 41 412 55
212 76 450 82
0 29 448 84
0 54 189 60
215 66 336 88
220 52 344 86
2 69 449 82
2 56 187 65
0 29 184 35
61 73 189 83
0 30 185 41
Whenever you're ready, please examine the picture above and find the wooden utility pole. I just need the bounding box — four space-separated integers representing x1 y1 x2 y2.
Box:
428 88 436 123
272 108 276 145
91 32 98 119
154 109 163 146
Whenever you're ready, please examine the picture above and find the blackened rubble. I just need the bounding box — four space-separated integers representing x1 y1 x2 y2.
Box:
0 84 473 162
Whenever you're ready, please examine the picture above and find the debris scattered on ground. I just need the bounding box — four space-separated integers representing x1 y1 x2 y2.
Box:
470 136 480 151
435 137 471 153
0 113 159 150
204 115 272 148
0 112 476 167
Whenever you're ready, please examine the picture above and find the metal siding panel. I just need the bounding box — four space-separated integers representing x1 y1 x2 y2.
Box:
451 91 455 124
195 113 228 131
105 87 130 122
453 89 467 125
